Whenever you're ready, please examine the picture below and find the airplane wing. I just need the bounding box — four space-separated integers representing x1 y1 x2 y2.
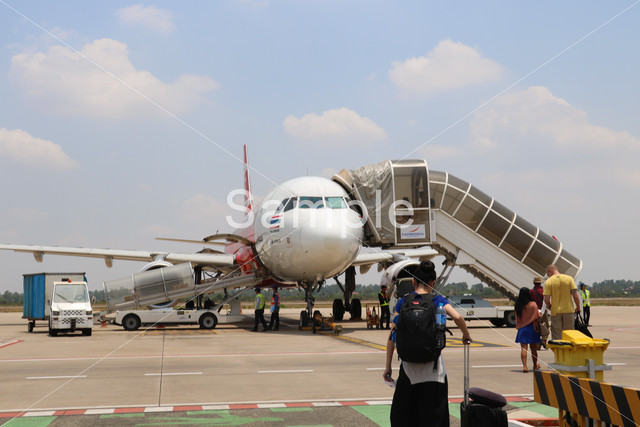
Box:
351 246 438 266
0 244 235 268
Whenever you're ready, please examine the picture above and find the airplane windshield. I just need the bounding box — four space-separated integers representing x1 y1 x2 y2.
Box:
325 197 347 209
299 196 324 209
283 198 298 212
275 198 289 214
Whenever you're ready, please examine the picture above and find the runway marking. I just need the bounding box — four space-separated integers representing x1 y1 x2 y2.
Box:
258 369 314 374
26 375 87 380
322 333 507 351
0 339 23 349
144 372 203 376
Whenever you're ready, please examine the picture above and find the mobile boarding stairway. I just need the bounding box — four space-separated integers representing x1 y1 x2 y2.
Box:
333 160 582 300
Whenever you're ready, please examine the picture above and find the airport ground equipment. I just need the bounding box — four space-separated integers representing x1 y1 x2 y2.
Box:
309 312 342 335
365 303 380 329
447 295 516 327
334 161 582 301
23 272 93 336
103 263 259 330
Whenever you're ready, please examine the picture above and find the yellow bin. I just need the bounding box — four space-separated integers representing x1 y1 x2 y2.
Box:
547 330 610 380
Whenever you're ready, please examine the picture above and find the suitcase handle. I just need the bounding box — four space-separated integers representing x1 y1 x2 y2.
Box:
464 342 470 406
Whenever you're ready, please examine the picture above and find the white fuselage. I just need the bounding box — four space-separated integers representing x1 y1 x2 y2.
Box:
254 176 363 283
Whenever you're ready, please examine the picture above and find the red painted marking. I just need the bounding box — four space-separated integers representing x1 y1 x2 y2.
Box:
0 412 24 418
285 402 313 407
0 340 23 349
114 407 145 413
173 406 203 412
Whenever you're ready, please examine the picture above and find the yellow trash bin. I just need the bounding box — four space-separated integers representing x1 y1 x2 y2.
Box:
547 330 610 381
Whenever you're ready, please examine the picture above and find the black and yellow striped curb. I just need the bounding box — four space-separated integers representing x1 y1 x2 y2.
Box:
533 370 640 427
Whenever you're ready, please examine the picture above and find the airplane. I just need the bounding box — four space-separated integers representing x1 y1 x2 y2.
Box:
0 145 438 326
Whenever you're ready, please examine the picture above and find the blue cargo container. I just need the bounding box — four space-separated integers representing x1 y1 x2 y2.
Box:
23 272 87 332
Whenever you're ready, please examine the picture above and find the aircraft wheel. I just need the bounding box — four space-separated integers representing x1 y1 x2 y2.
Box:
299 311 309 327
122 314 141 331
490 318 505 327
350 299 362 319
504 311 517 328
332 299 345 321
199 313 218 329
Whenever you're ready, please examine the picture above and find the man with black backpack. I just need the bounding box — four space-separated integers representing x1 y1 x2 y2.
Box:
383 260 472 427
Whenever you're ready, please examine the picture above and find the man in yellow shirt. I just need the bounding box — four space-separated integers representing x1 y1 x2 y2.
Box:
543 265 581 340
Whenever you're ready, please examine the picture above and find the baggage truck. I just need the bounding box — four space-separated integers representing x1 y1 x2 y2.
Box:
23 272 94 336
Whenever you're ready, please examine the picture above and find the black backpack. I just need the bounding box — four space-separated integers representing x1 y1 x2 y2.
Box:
396 293 447 366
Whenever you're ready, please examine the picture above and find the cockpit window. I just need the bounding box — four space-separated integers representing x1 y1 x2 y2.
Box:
283 197 298 212
299 196 324 209
326 197 347 209
275 198 289 214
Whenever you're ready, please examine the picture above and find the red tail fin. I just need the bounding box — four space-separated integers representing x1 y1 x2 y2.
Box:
243 144 253 216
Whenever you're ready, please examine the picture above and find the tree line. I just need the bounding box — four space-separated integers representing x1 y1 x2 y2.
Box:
1 279 638 305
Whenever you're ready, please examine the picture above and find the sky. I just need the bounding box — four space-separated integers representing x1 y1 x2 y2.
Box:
0 1 639 293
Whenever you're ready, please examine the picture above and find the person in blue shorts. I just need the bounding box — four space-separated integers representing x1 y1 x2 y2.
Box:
383 260 472 427
515 287 541 372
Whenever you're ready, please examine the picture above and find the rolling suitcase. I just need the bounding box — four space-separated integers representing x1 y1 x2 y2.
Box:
460 343 508 427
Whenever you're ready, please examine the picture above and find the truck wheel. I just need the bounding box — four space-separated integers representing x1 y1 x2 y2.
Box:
28 321 34 333
504 311 517 328
49 328 57 337
82 329 92 336
199 313 217 329
490 318 505 327
122 314 141 331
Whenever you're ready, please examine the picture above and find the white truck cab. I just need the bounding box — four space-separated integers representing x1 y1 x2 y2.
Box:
48 280 93 336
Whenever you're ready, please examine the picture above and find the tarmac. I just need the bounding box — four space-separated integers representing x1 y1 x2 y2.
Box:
1 305 638 427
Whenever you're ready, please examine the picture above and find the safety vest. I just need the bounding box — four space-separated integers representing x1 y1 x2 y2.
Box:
581 289 591 307
378 291 389 307
256 293 265 310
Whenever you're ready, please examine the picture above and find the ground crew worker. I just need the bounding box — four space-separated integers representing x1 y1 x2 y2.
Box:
580 282 591 325
378 285 390 329
269 286 280 331
253 288 268 332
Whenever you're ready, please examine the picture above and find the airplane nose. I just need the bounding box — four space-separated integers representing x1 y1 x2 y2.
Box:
299 210 362 278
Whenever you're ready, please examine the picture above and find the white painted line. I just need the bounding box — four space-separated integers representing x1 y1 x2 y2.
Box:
472 364 522 368
257 403 287 408
23 411 56 417
311 402 342 407
365 400 393 405
257 369 313 374
84 408 115 415
144 372 203 376
144 406 175 412
202 405 231 410
26 375 88 380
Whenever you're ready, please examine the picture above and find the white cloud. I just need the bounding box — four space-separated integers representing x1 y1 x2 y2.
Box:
422 144 465 161
470 86 640 151
389 39 504 97
9 38 219 120
116 5 175 34
0 128 77 170
283 107 387 145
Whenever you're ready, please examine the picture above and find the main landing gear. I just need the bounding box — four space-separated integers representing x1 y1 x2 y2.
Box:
298 267 362 328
